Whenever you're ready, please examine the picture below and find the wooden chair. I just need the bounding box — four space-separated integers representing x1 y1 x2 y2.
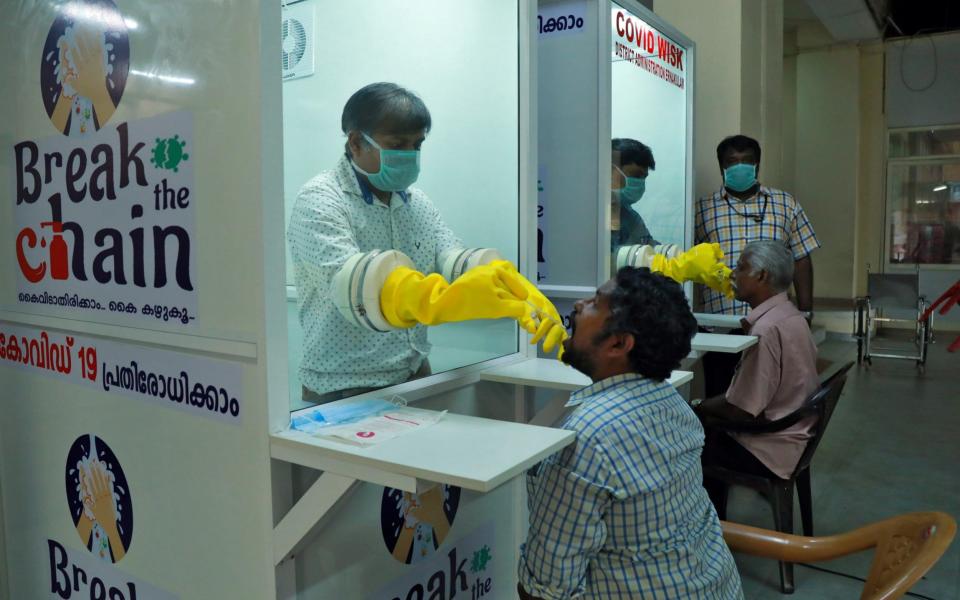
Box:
700 361 855 592
722 512 957 600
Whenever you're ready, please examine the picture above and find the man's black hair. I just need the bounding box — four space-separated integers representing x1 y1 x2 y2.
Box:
597 267 696 381
342 82 431 141
716 134 761 166
612 138 656 170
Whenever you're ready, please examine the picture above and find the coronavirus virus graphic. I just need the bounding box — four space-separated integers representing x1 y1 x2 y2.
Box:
151 134 190 172
470 545 492 573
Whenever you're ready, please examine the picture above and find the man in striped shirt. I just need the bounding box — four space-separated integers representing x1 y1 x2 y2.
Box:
695 135 820 398
518 268 743 600
695 135 820 317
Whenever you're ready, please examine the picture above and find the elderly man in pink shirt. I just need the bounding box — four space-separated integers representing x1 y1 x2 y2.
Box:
695 240 819 509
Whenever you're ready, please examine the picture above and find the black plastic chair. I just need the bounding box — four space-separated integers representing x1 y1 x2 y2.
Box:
700 361 854 594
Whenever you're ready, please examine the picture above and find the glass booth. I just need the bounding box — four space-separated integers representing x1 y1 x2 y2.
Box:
537 0 694 314
281 0 526 411
267 1 695 597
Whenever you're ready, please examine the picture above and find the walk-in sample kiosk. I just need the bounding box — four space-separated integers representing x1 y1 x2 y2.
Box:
0 1 701 598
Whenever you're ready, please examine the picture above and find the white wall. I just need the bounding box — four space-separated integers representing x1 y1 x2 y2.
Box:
855 43 886 295
0 476 7 600
783 23 873 302
282 0 520 281
781 42 797 195
0 1 279 597
653 0 744 199
781 31 960 330
886 32 960 129
793 45 860 299
756 0 785 189
656 6 959 325
653 0 784 196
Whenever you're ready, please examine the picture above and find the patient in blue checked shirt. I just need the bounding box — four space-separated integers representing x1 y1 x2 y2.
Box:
518 268 744 600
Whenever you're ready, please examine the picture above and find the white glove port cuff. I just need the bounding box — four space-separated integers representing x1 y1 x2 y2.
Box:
653 244 681 258
332 250 415 332
438 248 504 282
615 244 655 269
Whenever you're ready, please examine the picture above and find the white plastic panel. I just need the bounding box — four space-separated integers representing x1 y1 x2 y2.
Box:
537 0 604 288
537 0 694 294
610 2 690 247
0 2 281 599
281 1 520 276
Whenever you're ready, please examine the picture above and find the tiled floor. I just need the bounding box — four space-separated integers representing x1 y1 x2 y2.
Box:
731 337 960 599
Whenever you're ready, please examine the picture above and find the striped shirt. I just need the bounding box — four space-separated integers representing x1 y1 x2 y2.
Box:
695 186 820 315
519 373 743 599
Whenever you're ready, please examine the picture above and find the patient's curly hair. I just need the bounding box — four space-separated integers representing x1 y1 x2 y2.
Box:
597 267 697 381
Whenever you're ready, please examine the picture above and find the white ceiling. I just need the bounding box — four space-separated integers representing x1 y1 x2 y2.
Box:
784 0 819 31
783 0 882 41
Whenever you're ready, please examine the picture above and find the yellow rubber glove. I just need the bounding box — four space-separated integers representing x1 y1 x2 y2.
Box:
490 262 568 359
520 281 568 359
531 315 568 361
709 264 735 299
380 261 539 331
649 242 734 298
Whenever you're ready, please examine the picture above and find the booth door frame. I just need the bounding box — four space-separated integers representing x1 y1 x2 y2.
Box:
264 1 540 598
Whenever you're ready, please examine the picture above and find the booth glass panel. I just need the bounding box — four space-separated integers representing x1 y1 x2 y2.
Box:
609 2 689 260
281 0 521 410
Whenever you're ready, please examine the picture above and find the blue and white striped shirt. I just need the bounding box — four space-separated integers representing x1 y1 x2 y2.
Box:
519 373 743 599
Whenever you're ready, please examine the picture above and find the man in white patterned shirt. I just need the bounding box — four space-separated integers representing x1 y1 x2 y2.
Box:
518 268 743 600
290 83 565 405
288 83 462 403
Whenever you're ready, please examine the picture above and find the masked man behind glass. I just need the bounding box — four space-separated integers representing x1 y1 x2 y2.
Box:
287 83 564 404
611 138 659 249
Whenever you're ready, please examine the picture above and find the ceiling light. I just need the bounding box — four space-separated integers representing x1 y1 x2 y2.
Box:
62 2 137 30
130 69 195 86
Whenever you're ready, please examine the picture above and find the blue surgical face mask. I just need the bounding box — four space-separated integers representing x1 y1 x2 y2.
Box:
723 163 758 193
614 166 646 206
353 132 421 191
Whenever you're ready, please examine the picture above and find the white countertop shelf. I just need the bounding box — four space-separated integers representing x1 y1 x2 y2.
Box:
691 332 757 353
479 358 693 391
270 411 574 494
694 312 745 329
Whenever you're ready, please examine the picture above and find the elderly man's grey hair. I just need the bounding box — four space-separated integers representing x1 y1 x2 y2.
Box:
741 240 794 292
